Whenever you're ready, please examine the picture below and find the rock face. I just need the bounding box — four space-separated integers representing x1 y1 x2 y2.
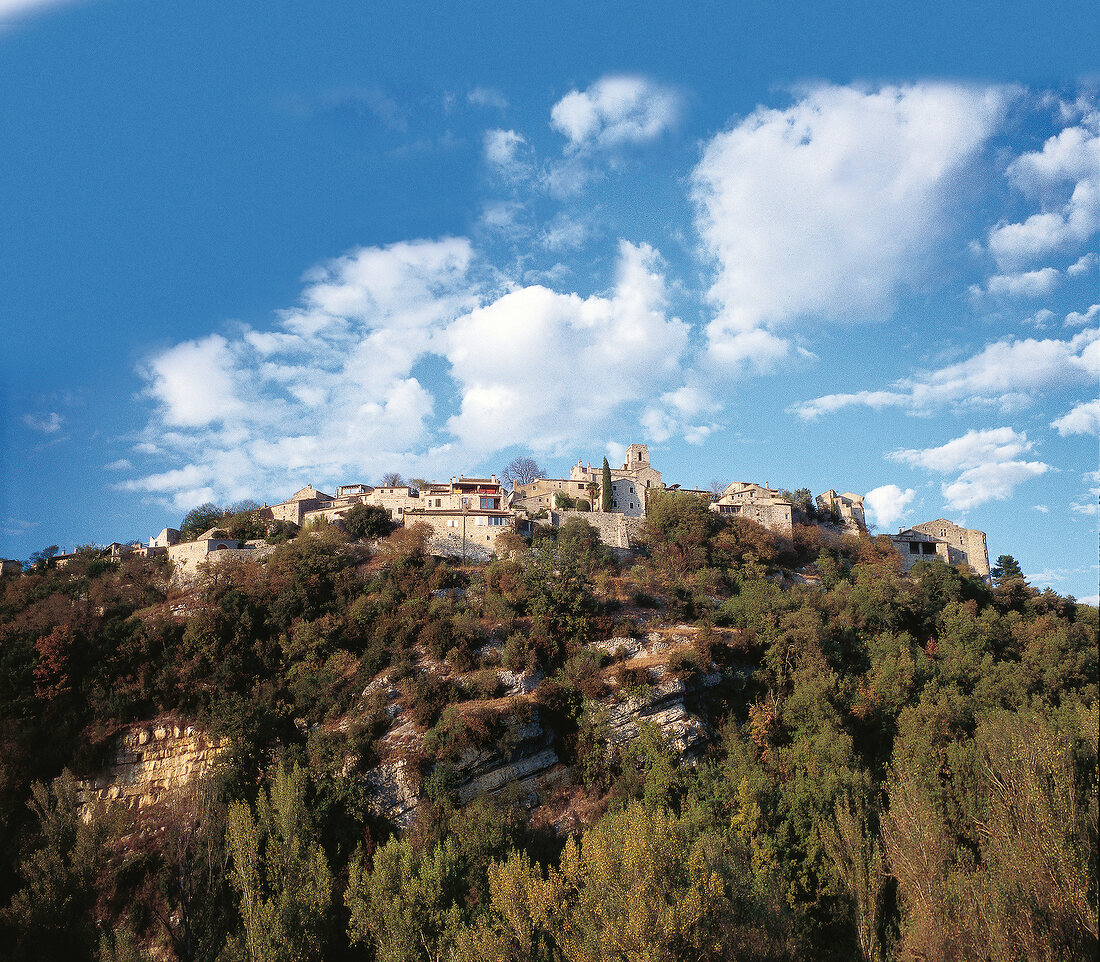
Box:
363 630 730 829
79 721 228 815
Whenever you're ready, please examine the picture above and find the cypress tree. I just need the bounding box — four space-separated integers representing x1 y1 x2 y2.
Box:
601 457 613 512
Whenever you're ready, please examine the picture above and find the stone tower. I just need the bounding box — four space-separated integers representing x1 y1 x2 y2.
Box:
623 443 649 469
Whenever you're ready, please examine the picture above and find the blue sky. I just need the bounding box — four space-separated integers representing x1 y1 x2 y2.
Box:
2 0 1098 601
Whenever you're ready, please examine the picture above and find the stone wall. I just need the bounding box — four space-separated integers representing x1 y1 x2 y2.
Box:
79 721 229 815
551 509 645 549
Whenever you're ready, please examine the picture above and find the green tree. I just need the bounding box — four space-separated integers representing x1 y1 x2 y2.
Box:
0 771 106 962
990 554 1024 585
346 835 465 962
224 762 333 962
181 503 225 541
342 503 393 540
601 458 613 513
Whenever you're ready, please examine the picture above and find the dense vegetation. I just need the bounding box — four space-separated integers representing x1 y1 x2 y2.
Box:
0 493 1095 961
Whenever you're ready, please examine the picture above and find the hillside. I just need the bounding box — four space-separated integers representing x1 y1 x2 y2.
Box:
0 495 1095 961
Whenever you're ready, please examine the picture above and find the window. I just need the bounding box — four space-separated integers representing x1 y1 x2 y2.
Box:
448 519 459 528
909 543 920 554
480 497 498 510
475 516 487 526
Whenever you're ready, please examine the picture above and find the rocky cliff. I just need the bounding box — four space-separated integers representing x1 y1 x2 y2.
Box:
78 720 229 816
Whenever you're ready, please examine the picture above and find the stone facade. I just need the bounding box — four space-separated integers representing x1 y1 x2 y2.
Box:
568 443 665 513
78 721 229 815
908 519 991 582
270 484 335 526
406 477 513 551
816 489 866 530
890 529 952 573
710 482 794 536
550 509 645 549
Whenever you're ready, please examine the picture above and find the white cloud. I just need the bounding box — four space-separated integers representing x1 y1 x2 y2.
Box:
1033 504 1049 513
1065 303 1099 327
889 427 1050 511
550 75 680 150
791 390 910 421
792 327 1100 419
640 384 721 445
983 266 1060 297
104 459 132 471
1067 252 1098 276
692 83 1009 368
864 485 916 529
1052 398 1100 436
127 237 695 507
22 411 62 433
130 238 479 505
444 241 689 452
483 128 530 178
987 120 1100 270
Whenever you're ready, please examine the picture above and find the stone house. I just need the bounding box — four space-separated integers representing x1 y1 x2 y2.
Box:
710 482 795 536
406 476 514 550
890 529 952 573
567 443 665 514
270 484 335 526
893 519 990 582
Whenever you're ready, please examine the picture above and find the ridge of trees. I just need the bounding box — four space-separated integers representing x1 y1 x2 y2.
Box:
0 501 1094 961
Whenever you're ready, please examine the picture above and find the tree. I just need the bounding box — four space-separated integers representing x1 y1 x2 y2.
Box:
601 458 613 513
380 473 404 488
501 457 546 489
224 762 333 962
990 554 1024 585
181 503 225 541
408 477 430 494
342 503 393 540
26 544 59 572
1 771 106 961
709 479 728 502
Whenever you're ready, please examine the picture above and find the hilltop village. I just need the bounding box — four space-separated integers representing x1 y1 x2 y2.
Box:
13 443 991 583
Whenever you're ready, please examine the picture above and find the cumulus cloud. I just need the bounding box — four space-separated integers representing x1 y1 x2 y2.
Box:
864 484 916 529
444 241 689 451
692 83 1009 367
1065 303 1099 327
982 266 1061 297
792 327 1100 419
1052 398 1100 436
987 119 1100 270
126 237 695 506
889 427 1049 511
1067 251 1098 276
129 238 479 505
550 75 680 150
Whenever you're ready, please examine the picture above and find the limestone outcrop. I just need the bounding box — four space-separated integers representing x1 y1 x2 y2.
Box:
79 720 228 815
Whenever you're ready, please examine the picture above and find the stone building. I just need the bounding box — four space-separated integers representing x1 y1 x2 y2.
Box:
893 514 998 584
890 528 952 573
710 482 795 536
270 484 335 526
567 443 665 514
406 476 514 551
815 489 866 530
